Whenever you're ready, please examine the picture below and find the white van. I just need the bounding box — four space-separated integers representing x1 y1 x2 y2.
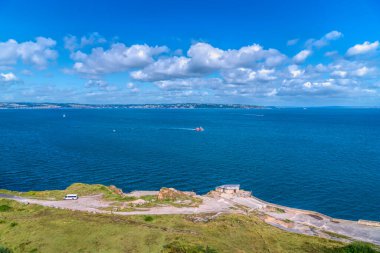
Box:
64 194 78 200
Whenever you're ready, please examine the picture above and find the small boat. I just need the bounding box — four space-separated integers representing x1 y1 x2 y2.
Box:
195 127 204 132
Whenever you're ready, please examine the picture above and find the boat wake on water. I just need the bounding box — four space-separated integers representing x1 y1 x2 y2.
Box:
161 127 205 132
161 127 197 131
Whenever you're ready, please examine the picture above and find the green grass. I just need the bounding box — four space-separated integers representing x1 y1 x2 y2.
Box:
0 183 136 202
274 207 286 213
0 198 356 253
327 242 379 253
140 195 157 202
322 230 352 240
162 241 219 253
137 197 203 209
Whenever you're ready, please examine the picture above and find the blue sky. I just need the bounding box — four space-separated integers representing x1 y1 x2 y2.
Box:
0 0 380 105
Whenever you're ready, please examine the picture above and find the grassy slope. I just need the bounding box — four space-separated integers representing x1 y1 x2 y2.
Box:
0 184 201 209
0 183 135 202
0 198 348 253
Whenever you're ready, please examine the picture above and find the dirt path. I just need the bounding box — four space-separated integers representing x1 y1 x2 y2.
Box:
1 192 379 245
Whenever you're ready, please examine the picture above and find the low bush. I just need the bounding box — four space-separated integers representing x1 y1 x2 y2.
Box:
329 242 379 253
162 241 218 253
144 215 154 222
0 205 11 212
0 245 12 253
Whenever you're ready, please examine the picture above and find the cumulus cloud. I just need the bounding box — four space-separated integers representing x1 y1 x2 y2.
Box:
131 42 286 81
306 30 343 49
288 65 304 78
0 72 18 82
154 78 222 91
70 43 168 75
327 59 376 79
1 31 371 104
352 66 371 77
85 79 108 88
0 72 21 86
126 82 140 93
0 37 57 69
222 68 277 84
346 41 379 56
64 32 106 52
125 38 379 101
293 50 312 64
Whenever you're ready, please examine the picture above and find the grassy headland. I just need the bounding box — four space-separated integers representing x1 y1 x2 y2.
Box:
0 184 379 253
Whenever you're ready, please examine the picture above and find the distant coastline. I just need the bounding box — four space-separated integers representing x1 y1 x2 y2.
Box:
0 102 273 110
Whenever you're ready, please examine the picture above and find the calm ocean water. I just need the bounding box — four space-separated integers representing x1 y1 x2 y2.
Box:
0 108 379 221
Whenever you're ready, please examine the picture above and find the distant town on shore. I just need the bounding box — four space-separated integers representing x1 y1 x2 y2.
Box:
0 102 273 110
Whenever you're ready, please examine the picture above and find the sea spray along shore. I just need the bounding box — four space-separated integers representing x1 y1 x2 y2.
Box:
0 183 379 252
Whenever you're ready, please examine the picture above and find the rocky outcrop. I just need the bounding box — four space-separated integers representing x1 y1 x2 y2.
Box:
157 188 195 201
207 189 252 198
109 185 124 196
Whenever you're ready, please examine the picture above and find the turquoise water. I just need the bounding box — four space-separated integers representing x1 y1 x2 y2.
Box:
0 108 379 221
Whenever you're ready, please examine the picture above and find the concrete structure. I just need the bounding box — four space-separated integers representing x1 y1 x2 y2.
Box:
216 184 240 194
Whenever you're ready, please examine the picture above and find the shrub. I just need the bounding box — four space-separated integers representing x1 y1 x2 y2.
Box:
0 245 12 253
162 241 218 253
0 205 11 212
329 242 379 253
144 215 154 222
9 222 17 228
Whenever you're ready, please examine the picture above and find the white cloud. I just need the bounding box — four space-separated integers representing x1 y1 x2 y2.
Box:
352 66 370 77
71 43 169 75
63 35 78 52
325 51 338 57
125 38 380 101
222 68 277 84
346 41 379 56
331 70 347 78
130 56 192 81
222 68 256 84
131 42 286 81
0 31 369 103
0 37 57 69
126 82 139 93
303 81 312 88
306 30 343 48
293 50 312 64
0 72 21 87
154 78 222 91
288 65 304 78
287 38 299 46
0 72 18 82
324 31 343 40
64 32 106 52
85 79 108 88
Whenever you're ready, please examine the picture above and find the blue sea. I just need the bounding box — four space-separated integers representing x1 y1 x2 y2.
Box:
0 108 379 221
